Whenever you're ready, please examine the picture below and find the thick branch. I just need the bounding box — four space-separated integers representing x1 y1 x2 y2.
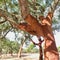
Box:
0 9 38 35
25 15 44 37
18 0 29 19
0 9 35 35
0 6 44 37
51 0 60 12
0 20 6 24
19 23 37 35
18 0 44 37
0 28 12 39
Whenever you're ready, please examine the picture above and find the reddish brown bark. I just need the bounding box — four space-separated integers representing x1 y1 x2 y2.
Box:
39 12 59 60
25 15 44 37
17 13 59 60
19 23 37 35
18 0 59 60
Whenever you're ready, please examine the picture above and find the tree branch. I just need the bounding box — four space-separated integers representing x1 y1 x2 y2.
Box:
0 20 6 24
25 15 44 37
30 39 38 45
0 4 44 37
19 23 37 35
0 9 20 28
51 0 60 12
18 0 29 19
0 9 36 35
18 0 44 37
0 28 12 39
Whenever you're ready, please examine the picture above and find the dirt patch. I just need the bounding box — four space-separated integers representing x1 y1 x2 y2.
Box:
0 53 39 60
0 53 60 60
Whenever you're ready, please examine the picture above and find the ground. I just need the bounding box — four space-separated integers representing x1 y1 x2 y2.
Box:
0 53 60 60
0 53 39 60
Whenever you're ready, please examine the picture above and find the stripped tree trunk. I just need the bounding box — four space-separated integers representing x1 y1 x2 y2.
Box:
18 0 59 60
39 12 59 60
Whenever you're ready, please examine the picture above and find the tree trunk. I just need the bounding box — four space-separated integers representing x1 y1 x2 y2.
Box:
18 0 59 60
18 39 26 58
44 38 59 60
39 44 43 60
18 45 23 58
40 13 59 60
44 30 59 60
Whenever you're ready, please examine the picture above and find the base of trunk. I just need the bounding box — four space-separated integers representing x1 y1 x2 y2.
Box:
44 40 59 60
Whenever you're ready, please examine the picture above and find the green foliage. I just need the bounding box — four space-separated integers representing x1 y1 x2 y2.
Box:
31 47 38 53
0 38 20 54
24 43 38 53
11 41 20 53
58 46 60 52
27 43 35 51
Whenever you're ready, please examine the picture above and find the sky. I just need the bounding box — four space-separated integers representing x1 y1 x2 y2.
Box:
6 31 60 47
54 31 60 47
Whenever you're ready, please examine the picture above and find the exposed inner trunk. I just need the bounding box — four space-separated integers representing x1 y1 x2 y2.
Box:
18 0 59 60
44 37 59 60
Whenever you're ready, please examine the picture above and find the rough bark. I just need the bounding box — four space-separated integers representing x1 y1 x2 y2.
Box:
18 0 59 60
39 12 59 60
19 23 37 35
25 15 44 37
18 0 29 19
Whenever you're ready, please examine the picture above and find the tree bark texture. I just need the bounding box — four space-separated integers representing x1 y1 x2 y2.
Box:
18 0 29 19
39 13 59 60
18 0 59 60
18 12 59 60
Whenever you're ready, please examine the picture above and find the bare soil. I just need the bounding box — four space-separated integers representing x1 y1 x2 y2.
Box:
0 53 39 60
0 53 60 60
